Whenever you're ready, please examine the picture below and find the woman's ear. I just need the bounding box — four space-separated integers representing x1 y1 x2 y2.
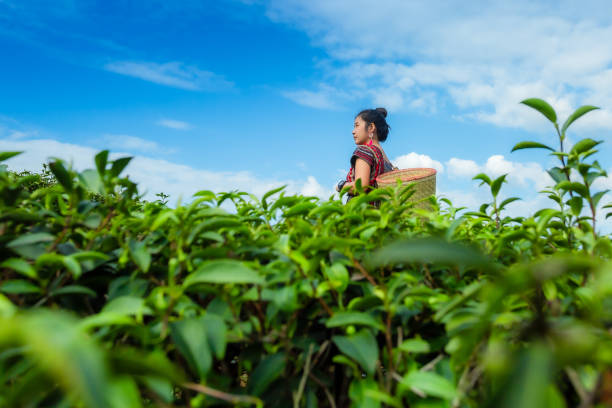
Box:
368 122 377 135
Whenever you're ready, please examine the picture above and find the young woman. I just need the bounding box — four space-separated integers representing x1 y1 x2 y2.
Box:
337 108 395 199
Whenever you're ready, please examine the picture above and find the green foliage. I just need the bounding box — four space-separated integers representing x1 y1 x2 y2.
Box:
1 101 612 407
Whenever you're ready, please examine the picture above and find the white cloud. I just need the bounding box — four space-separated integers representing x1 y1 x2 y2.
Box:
483 155 514 177
6 130 33 139
392 152 444 173
281 84 350 109
300 175 333 197
0 119 38 140
156 119 192 130
102 134 164 153
592 168 612 191
282 89 337 109
262 0 612 130
446 158 480 178
500 194 549 219
443 154 552 190
0 138 332 202
484 155 552 190
104 61 233 91
438 189 484 211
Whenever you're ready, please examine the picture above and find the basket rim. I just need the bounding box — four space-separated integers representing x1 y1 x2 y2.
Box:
376 167 437 183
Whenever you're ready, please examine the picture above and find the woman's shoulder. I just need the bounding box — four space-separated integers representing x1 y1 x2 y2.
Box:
351 145 377 166
353 145 374 153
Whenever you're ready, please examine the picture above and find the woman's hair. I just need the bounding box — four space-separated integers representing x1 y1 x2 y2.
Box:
357 107 390 142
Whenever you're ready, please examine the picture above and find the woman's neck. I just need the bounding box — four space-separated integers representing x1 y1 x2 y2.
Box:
365 141 391 162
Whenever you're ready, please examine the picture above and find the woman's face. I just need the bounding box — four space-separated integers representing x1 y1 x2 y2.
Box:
352 116 372 145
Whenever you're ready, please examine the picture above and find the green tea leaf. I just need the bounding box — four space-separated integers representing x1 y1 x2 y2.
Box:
262 185 286 210
110 157 132 178
49 160 73 192
78 312 135 331
0 279 41 294
63 256 82 279
323 262 349 292
511 141 555 152
567 196 583 216
368 238 492 269
129 239 151 273
203 314 227 359
491 174 507 198
570 138 602 155
110 348 183 384
592 190 609 208
50 285 97 297
535 208 560 233
248 353 286 396
0 151 22 162
284 201 318 217
1 258 37 279
170 317 212 379
487 344 553 408
547 167 566 183
472 173 491 186
107 376 142 408
184 260 263 287
349 379 385 408
0 294 16 317
400 370 456 400
498 197 520 211
78 169 104 194
561 105 599 134
333 330 378 375
102 296 152 317
261 286 299 312
7 232 55 247
521 98 557 124
0 311 111 408
399 338 431 354
326 312 384 331
557 181 588 198
95 150 109 176
35 253 82 279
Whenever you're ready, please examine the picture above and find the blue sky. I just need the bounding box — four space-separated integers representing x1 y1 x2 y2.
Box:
1 0 612 229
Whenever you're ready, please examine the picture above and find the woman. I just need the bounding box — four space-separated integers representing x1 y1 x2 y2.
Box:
337 108 396 199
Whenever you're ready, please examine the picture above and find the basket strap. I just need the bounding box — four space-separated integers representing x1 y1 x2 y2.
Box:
365 145 388 181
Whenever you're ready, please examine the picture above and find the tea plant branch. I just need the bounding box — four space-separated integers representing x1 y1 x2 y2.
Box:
394 327 404 369
310 340 330 369
452 364 484 408
423 264 436 288
160 295 179 339
384 311 395 392
391 371 427 398
307 372 337 408
250 299 267 334
295 265 334 316
565 367 589 405
85 209 115 250
554 124 572 183
352 259 378 286
182 382 262 407
422 354 444 372
48 216 71 253
293 343 314 408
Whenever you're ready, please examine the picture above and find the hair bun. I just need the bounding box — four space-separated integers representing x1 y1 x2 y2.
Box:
375 107 387 118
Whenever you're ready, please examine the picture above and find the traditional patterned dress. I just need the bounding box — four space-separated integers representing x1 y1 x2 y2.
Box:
345 145 395 202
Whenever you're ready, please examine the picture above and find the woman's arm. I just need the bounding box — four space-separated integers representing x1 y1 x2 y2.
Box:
344 158 371 194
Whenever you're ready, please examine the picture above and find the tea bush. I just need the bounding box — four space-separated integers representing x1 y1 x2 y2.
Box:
1 99 612 407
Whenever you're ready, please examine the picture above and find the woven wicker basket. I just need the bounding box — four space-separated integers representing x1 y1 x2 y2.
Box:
376 168 437 207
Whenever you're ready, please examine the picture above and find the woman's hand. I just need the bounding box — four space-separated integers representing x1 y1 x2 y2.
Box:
342 181 355 192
